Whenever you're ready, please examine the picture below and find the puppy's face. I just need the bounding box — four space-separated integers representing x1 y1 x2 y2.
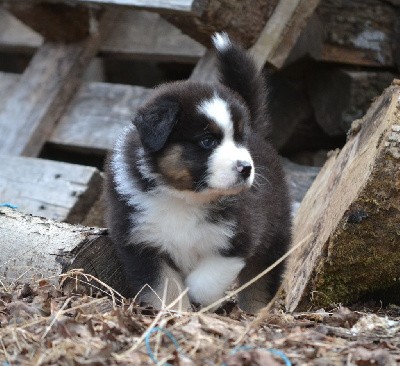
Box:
134 82 254 197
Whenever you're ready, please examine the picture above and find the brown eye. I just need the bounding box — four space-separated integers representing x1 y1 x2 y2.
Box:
199 136 219 149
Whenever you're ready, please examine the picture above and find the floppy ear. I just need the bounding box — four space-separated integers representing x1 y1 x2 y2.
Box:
133 98 180 153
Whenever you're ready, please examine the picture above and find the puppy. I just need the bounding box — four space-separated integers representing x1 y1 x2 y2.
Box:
104 33 291 313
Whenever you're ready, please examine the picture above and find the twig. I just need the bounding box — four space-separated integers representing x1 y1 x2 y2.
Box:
198 233 312 314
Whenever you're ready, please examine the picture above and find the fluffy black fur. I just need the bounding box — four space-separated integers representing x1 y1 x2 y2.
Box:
104 34 292 313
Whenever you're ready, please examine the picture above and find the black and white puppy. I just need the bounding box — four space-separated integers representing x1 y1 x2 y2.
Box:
104 33 291 313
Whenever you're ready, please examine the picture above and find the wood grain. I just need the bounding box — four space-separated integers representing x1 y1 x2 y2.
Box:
250 0 321 69
0 156 102 223
49 82 150 154
285 82 400 311
0 37 100 156
0 7 205 62
0 207 107 283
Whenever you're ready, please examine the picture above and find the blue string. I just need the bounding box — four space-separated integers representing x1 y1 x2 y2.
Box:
144 327 291 366
145 326 182 365
0 203 18 209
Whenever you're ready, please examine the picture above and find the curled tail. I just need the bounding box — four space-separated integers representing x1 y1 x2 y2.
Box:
212 32 269 137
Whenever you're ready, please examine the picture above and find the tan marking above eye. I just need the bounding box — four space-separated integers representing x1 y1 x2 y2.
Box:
158 145 193 190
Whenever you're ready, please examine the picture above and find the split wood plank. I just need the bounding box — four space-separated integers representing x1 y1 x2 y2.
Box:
0 7 205 62
285 82 400 311
2 0 205 14
0 36 100 157
249 0 321 69
0 156 102 223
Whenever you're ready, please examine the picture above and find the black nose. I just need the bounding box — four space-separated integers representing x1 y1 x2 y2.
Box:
236 160 252 179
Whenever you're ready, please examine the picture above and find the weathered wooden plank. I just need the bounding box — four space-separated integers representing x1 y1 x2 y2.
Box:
285 82 400 311
49 82 150 154
0 36 100 157
0 207 113 286
0 72 20 110
0 7 42 53
0 7 205 62
2 0 205 14
250 0 321 69
100 9 205 62
0 156 102 223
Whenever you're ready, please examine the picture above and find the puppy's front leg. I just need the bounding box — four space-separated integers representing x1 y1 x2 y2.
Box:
185 256 245 310
142 262 192 311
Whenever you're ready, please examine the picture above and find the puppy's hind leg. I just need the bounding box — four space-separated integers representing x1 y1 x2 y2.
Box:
237 253 286 314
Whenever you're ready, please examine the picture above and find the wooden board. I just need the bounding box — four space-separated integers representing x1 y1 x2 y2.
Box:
49 82 150 154
0 72 20 110
0 7 205 62
250 0 321 69
285 82 400 311
0 6 42 53
0 37 100 156
100 9 204 62
0 156 102 223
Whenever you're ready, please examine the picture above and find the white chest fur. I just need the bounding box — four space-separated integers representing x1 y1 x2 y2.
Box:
129 191 236 274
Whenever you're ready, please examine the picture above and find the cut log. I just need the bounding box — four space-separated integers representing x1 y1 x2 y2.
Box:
4 2 101 43
285 81 400 311
317 0 400 68
307 67 395 136
0 37 100 156
0 207 127 295
0 156 102 223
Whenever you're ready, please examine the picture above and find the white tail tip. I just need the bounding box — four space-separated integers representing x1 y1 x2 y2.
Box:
212 32 231 52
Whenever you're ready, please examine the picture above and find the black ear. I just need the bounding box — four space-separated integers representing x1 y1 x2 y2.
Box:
133 98 180 153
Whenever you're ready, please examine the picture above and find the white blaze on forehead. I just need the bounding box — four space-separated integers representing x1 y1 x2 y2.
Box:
198 95 233 137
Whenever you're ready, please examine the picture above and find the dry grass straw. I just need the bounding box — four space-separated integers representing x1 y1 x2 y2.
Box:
0 234 311 365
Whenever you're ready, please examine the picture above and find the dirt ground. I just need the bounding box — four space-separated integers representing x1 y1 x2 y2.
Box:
1 274 399 366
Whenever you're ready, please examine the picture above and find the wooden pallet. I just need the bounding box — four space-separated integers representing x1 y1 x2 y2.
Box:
0 0 323 223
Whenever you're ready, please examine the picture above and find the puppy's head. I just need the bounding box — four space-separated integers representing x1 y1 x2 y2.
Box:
133 82 254 198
